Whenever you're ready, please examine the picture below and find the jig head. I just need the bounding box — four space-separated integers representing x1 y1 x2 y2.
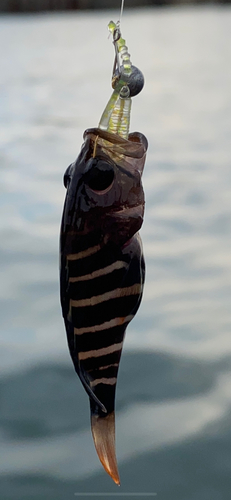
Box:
98 21 144 139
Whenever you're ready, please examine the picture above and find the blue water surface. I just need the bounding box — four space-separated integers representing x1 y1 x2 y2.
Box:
1 5 231 499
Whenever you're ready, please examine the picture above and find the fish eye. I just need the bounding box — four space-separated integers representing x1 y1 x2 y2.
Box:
85 158 115 192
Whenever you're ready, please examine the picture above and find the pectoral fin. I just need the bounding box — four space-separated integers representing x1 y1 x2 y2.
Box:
91 412 120 485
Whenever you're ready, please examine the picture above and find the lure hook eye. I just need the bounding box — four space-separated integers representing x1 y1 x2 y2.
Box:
113 27 121 43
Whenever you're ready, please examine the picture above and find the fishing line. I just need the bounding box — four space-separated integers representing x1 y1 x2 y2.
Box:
118 0 125 27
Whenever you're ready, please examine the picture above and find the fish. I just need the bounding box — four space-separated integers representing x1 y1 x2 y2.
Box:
60 21 148 485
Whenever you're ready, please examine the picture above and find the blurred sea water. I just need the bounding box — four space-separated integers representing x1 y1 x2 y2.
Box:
1 5 231 499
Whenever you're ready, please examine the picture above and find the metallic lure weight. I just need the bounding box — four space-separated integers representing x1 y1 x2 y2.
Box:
60 21 148 485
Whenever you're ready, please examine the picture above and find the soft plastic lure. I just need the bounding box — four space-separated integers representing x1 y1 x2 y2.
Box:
60 21 148 485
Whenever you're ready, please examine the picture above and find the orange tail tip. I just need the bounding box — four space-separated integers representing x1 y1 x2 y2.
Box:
91 412 120 486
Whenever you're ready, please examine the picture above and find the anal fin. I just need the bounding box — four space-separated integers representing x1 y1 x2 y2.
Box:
78 368 107 414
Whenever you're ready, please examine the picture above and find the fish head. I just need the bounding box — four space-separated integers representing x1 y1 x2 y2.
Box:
62 128 148 246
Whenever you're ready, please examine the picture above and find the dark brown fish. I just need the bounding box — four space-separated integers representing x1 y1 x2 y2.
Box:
60 21 147 485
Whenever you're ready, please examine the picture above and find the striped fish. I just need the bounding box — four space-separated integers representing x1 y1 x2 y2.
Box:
60 127 147 484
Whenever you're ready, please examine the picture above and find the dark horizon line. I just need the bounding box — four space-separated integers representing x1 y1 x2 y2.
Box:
1 0 230 15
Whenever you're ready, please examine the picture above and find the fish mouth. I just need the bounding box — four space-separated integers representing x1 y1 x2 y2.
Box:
84 128 148 172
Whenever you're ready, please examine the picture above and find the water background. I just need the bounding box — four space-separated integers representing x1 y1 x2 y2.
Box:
1 5 231 499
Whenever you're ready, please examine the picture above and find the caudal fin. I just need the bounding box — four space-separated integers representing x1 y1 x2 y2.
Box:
91 412 120 485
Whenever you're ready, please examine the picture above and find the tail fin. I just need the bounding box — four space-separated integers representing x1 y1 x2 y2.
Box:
91 412 120 485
